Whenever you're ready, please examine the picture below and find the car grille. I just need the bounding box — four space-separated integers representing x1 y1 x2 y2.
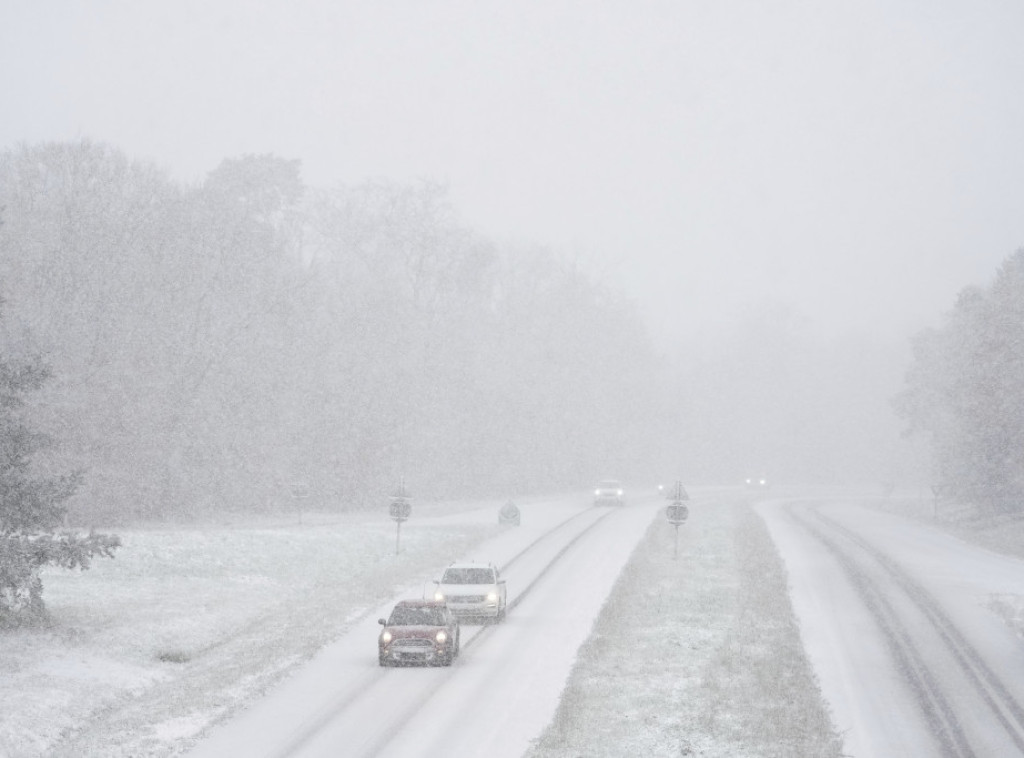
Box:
393 639 433 648
449 595 487 603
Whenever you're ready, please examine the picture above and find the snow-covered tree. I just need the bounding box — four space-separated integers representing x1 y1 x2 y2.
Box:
0 307 119 623
0 140 677 517
895 250 1024 510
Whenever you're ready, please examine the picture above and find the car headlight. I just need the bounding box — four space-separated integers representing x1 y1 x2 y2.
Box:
435 631 447 644
594 489 600 496
381 630 392 643
434 591 445 601
617 489 623 496
486 592 498 602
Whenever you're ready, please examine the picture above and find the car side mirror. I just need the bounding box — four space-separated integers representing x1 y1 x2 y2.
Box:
378 618 386 626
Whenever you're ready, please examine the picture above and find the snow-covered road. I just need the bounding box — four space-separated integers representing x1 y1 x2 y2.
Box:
187 494 662 758
759 498 1024 758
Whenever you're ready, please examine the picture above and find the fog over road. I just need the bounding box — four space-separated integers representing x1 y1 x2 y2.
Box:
760 498 1024 758
188 495 662 758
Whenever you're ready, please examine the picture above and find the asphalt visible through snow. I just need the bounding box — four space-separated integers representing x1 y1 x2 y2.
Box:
187 494 663 758
759 498 1024 758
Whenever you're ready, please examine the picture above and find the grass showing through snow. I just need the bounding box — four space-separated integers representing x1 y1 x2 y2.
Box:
527 494 843 758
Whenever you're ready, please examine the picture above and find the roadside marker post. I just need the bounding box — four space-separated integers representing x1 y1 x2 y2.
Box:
931 483 952 521
290 481 310 525
389 480 412 555
666 480 690 559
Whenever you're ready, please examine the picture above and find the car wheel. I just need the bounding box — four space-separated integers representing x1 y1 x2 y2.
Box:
497 606 506 623
454 631 461 657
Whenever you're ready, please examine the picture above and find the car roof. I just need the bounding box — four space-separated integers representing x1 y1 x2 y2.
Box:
444 561 495 569
394 599 447 609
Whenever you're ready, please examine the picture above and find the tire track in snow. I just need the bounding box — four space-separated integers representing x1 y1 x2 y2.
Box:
789 503 1024 758
269 503 620 758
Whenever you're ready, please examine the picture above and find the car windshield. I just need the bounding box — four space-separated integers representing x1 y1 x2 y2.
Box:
388 606 446 626
441 568 495 584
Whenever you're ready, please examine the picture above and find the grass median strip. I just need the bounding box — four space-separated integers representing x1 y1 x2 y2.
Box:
527 497 843 758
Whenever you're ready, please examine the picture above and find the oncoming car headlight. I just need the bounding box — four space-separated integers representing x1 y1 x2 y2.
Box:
434 591 445 601
381 630 392 643
594 489 600 496
486 591 498 602
435 631 447 644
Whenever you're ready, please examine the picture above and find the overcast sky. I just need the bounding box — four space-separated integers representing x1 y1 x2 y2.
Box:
3 0 1023 347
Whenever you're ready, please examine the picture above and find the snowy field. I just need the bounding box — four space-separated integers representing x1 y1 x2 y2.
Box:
0 500 508 757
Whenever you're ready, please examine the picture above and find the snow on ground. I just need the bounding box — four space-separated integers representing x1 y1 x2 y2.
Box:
0 498 515 757
527 489 842 758
878 494 1024 644
186 495 617 758
853 494 1024 656
758 493 1024 758
4 489 844 757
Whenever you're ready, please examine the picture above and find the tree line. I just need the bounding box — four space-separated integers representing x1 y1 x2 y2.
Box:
896 250 1024 510
0 140 674 525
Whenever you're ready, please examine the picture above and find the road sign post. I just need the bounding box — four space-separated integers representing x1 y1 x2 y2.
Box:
666 480 690 559
290 482 309 524
931 483 952 521
389 480 412 555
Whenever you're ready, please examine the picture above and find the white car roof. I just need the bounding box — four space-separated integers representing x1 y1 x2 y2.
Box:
445 561 494 569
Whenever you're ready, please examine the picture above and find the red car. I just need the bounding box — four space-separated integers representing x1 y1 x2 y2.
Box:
378 600 460 667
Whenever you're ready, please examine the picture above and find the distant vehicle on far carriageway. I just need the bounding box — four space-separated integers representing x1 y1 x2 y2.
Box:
745 474 770 490
593 479 625 505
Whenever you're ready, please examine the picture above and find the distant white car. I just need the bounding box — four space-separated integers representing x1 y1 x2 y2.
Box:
594 479 625 505
432 562 507 623
745 474 770 490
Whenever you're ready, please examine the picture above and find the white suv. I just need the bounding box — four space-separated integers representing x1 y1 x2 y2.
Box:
432 562 507 623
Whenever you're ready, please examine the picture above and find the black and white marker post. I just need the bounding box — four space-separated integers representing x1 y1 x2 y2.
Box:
666 480 690 559
388 480 412 555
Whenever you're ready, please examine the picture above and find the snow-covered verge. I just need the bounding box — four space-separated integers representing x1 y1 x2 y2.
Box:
871 492 1024 649
0 504 502 758
526 496 843 758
